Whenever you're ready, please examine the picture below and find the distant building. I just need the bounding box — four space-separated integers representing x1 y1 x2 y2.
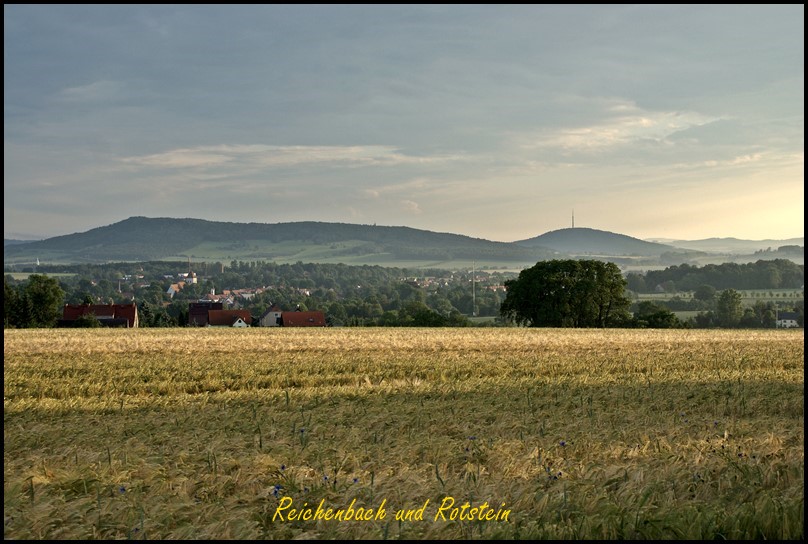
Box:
207 309 253 327
776 311 800 328
60 303 139 328
259 304 283 327
189 301 223 326
166 282 185 298
280 310 327 327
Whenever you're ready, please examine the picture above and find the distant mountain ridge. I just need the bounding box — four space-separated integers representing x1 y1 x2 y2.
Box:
3 216 556 265
3 217 803 268
515 227 677 256
3 239 33 247
646 237 805 254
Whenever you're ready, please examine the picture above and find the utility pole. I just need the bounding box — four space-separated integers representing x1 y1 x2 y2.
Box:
472 260 476 317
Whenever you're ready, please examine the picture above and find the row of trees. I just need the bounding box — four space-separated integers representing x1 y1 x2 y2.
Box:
4 275 65 328
629 290 800 329
626 259 803 293
499 260 803 329
5 258 804 329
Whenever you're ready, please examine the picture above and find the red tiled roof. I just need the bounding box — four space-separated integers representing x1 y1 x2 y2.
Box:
281 311 327 327
207 309 253 327
62 303 139 328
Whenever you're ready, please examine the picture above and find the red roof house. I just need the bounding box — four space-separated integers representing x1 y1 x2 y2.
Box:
61 303 139 328
207 309 253 327
189 301 223 326
280 311 327 327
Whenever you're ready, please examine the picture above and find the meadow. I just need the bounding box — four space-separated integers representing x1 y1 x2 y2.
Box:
3 328 804 540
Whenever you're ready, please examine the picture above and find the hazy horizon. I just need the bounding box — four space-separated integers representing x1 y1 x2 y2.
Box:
4 5 804 243
3 215 804 245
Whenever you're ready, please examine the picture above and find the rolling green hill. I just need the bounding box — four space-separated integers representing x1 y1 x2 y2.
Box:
514 227 680 256
3 217 557 266
4 217 802 269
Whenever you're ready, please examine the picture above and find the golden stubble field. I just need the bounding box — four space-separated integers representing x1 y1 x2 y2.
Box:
3 328 804 540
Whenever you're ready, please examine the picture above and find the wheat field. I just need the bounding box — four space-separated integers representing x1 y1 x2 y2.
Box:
3 328 804 540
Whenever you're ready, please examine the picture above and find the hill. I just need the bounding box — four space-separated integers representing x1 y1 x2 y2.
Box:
514 227 679 256
649 237 805 254
4 217 802 269
3 239 32 247
3 216 557 267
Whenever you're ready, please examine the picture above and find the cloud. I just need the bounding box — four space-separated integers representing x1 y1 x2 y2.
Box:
121 144 460 171
400 200 422 214
121 149 234 168
57 80 129 103
521 100 716 154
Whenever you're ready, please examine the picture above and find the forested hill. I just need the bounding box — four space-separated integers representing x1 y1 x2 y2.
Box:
3 216 557 265
514 227 677 256
626 260 804 292
5 217 802 268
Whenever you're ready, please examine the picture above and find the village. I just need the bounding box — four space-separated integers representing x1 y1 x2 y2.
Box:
50 261 512 329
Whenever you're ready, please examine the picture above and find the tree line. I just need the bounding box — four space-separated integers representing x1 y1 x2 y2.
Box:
626 259 803 293
4 257 804 329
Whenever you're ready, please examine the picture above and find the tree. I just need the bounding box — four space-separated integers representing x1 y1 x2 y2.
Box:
693 284 716 303
634 301 680 328
4 276 19 328
72 313 103 328
24 274 65 327
716 288 743 328
500 260 630 327
625 272 647 293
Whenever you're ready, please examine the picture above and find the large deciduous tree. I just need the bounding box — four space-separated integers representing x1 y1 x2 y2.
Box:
716 288 744 328
25 274 65 327
500 260 630 327
4 274 65 328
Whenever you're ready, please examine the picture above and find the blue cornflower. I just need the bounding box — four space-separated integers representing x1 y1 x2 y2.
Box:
559 440 566 447
119 486 126 494
280 464 286 471
352 478 359 484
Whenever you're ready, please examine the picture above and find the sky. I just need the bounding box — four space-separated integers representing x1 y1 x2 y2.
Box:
3 5 804 243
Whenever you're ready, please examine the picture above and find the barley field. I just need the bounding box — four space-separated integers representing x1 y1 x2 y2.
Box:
4 328 804 540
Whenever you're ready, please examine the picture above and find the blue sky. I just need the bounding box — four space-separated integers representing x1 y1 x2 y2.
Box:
4 5 804 242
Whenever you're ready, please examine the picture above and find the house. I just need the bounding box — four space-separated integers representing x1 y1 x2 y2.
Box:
280 310 327 327
189 301 223 326
201 291 235 305
60 303 139 328
259 304 283 327
776 311 800 328
166 282 185 298
207 309 253 327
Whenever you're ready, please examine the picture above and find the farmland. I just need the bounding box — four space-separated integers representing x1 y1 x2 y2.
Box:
3 328 804 540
